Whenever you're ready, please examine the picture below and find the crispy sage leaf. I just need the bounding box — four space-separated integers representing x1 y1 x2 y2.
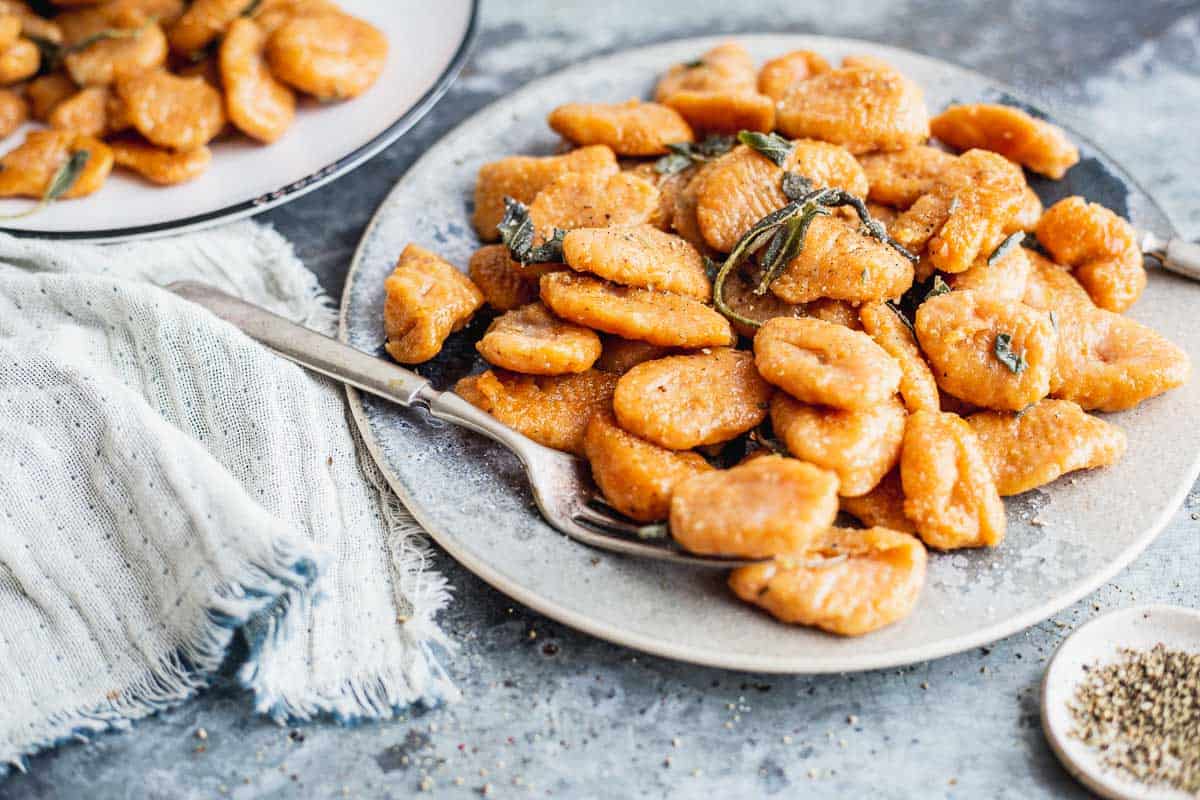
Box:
987 231 1025 265
780 171 813 202
994 332 1028 374
653 135 735 175
924 275 951 301
0 150 90 220
497 196 564 264
737 130 793 167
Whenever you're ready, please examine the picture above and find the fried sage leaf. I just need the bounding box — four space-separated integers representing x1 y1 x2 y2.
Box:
993 331 1028 374
737 130 793 167
988 231 1025 265
0 150 91 220
653 135 736 175
498 196 565 264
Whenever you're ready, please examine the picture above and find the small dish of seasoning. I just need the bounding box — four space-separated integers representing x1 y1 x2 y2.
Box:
1041 605 1200 800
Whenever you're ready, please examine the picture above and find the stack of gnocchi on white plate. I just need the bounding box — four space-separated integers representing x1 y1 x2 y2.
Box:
382 42 1190 637
0 0 385 204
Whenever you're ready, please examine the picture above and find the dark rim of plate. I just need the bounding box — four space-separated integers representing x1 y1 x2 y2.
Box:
0 0 480 242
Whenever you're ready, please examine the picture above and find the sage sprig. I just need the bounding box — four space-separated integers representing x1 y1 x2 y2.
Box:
0 150 90 220
654 134 736 175
497 196 565 264
994 332 1028 374
737 130 793 167
711 176 917 331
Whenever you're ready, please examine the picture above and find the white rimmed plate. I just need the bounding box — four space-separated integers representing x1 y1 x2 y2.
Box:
338 35 1200 673
0 0 478 242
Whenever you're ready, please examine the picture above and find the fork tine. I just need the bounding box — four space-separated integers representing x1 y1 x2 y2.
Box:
572 504 646 536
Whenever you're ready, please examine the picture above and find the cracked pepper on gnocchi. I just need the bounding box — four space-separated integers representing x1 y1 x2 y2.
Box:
382 42 1191 638
0 0 385 206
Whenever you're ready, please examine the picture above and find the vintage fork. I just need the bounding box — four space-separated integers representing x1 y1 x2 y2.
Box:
167 281 765 569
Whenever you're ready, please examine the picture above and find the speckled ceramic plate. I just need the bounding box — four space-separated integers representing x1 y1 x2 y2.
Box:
0 0 477 243
338 35 1200 673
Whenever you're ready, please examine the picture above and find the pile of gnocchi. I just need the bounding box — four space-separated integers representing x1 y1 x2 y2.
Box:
382 42 1191 637
0 0 385 202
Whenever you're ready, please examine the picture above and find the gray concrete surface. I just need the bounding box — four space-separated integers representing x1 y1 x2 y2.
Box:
4 1 1200 797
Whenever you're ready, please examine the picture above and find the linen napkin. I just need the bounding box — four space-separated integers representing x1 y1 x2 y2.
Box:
0 222 455 772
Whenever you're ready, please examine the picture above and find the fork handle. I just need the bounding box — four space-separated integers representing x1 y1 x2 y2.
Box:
166 281 433 408
1142 233 1200 281
166 281 530 452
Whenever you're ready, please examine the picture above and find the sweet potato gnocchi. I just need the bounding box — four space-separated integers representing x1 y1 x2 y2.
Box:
0 0 385 208
380 41 1190 639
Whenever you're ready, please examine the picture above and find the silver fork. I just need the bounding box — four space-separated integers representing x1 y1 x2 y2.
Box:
167 281 765 569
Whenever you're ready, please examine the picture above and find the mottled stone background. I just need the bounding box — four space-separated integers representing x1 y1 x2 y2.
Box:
4 2 1199 798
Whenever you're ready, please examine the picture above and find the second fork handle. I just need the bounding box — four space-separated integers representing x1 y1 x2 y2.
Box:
1143 234 1200 281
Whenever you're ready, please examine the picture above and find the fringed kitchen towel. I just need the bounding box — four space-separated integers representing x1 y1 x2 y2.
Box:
0 223 456 772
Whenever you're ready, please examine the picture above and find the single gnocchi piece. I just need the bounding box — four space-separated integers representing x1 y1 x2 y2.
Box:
669 455 839 558
47 86 108 136
839 470 916 534
757 49 830 101
1050 306 1190 412
0 35 37 83
527 170 660 239
116 69 226 151
63 20 168 86
0 129 113 198
583 410 713 523
945 240 1032 302
613 348 772 450
655 43 773 134
476 302 601 375
166 0 246 55
728 526 926 636
540 271 734 349
1022 250 1095 312
931 103 1080 179
858 145 957 209
472 145 618 241
890 149 1027 274
547 100 693 157
776 67 930 154
561 224 710 299
753 317 902 411
593 335 675 375
468 244 539 311
900 409 1006 549
770 392 906 497
1035 196 1146 313
655 42 758 100
767 214 915 305
859 301 940 413
26 73 78 121
661 90 775 135
110 139 211 184
454 369 617 456
695 140 869 253
966 399 1126 495
0 12 19 51
220 17 296 144
383 244 484 364
265 12 387 100
915 290 1056 411
0 87 27 138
